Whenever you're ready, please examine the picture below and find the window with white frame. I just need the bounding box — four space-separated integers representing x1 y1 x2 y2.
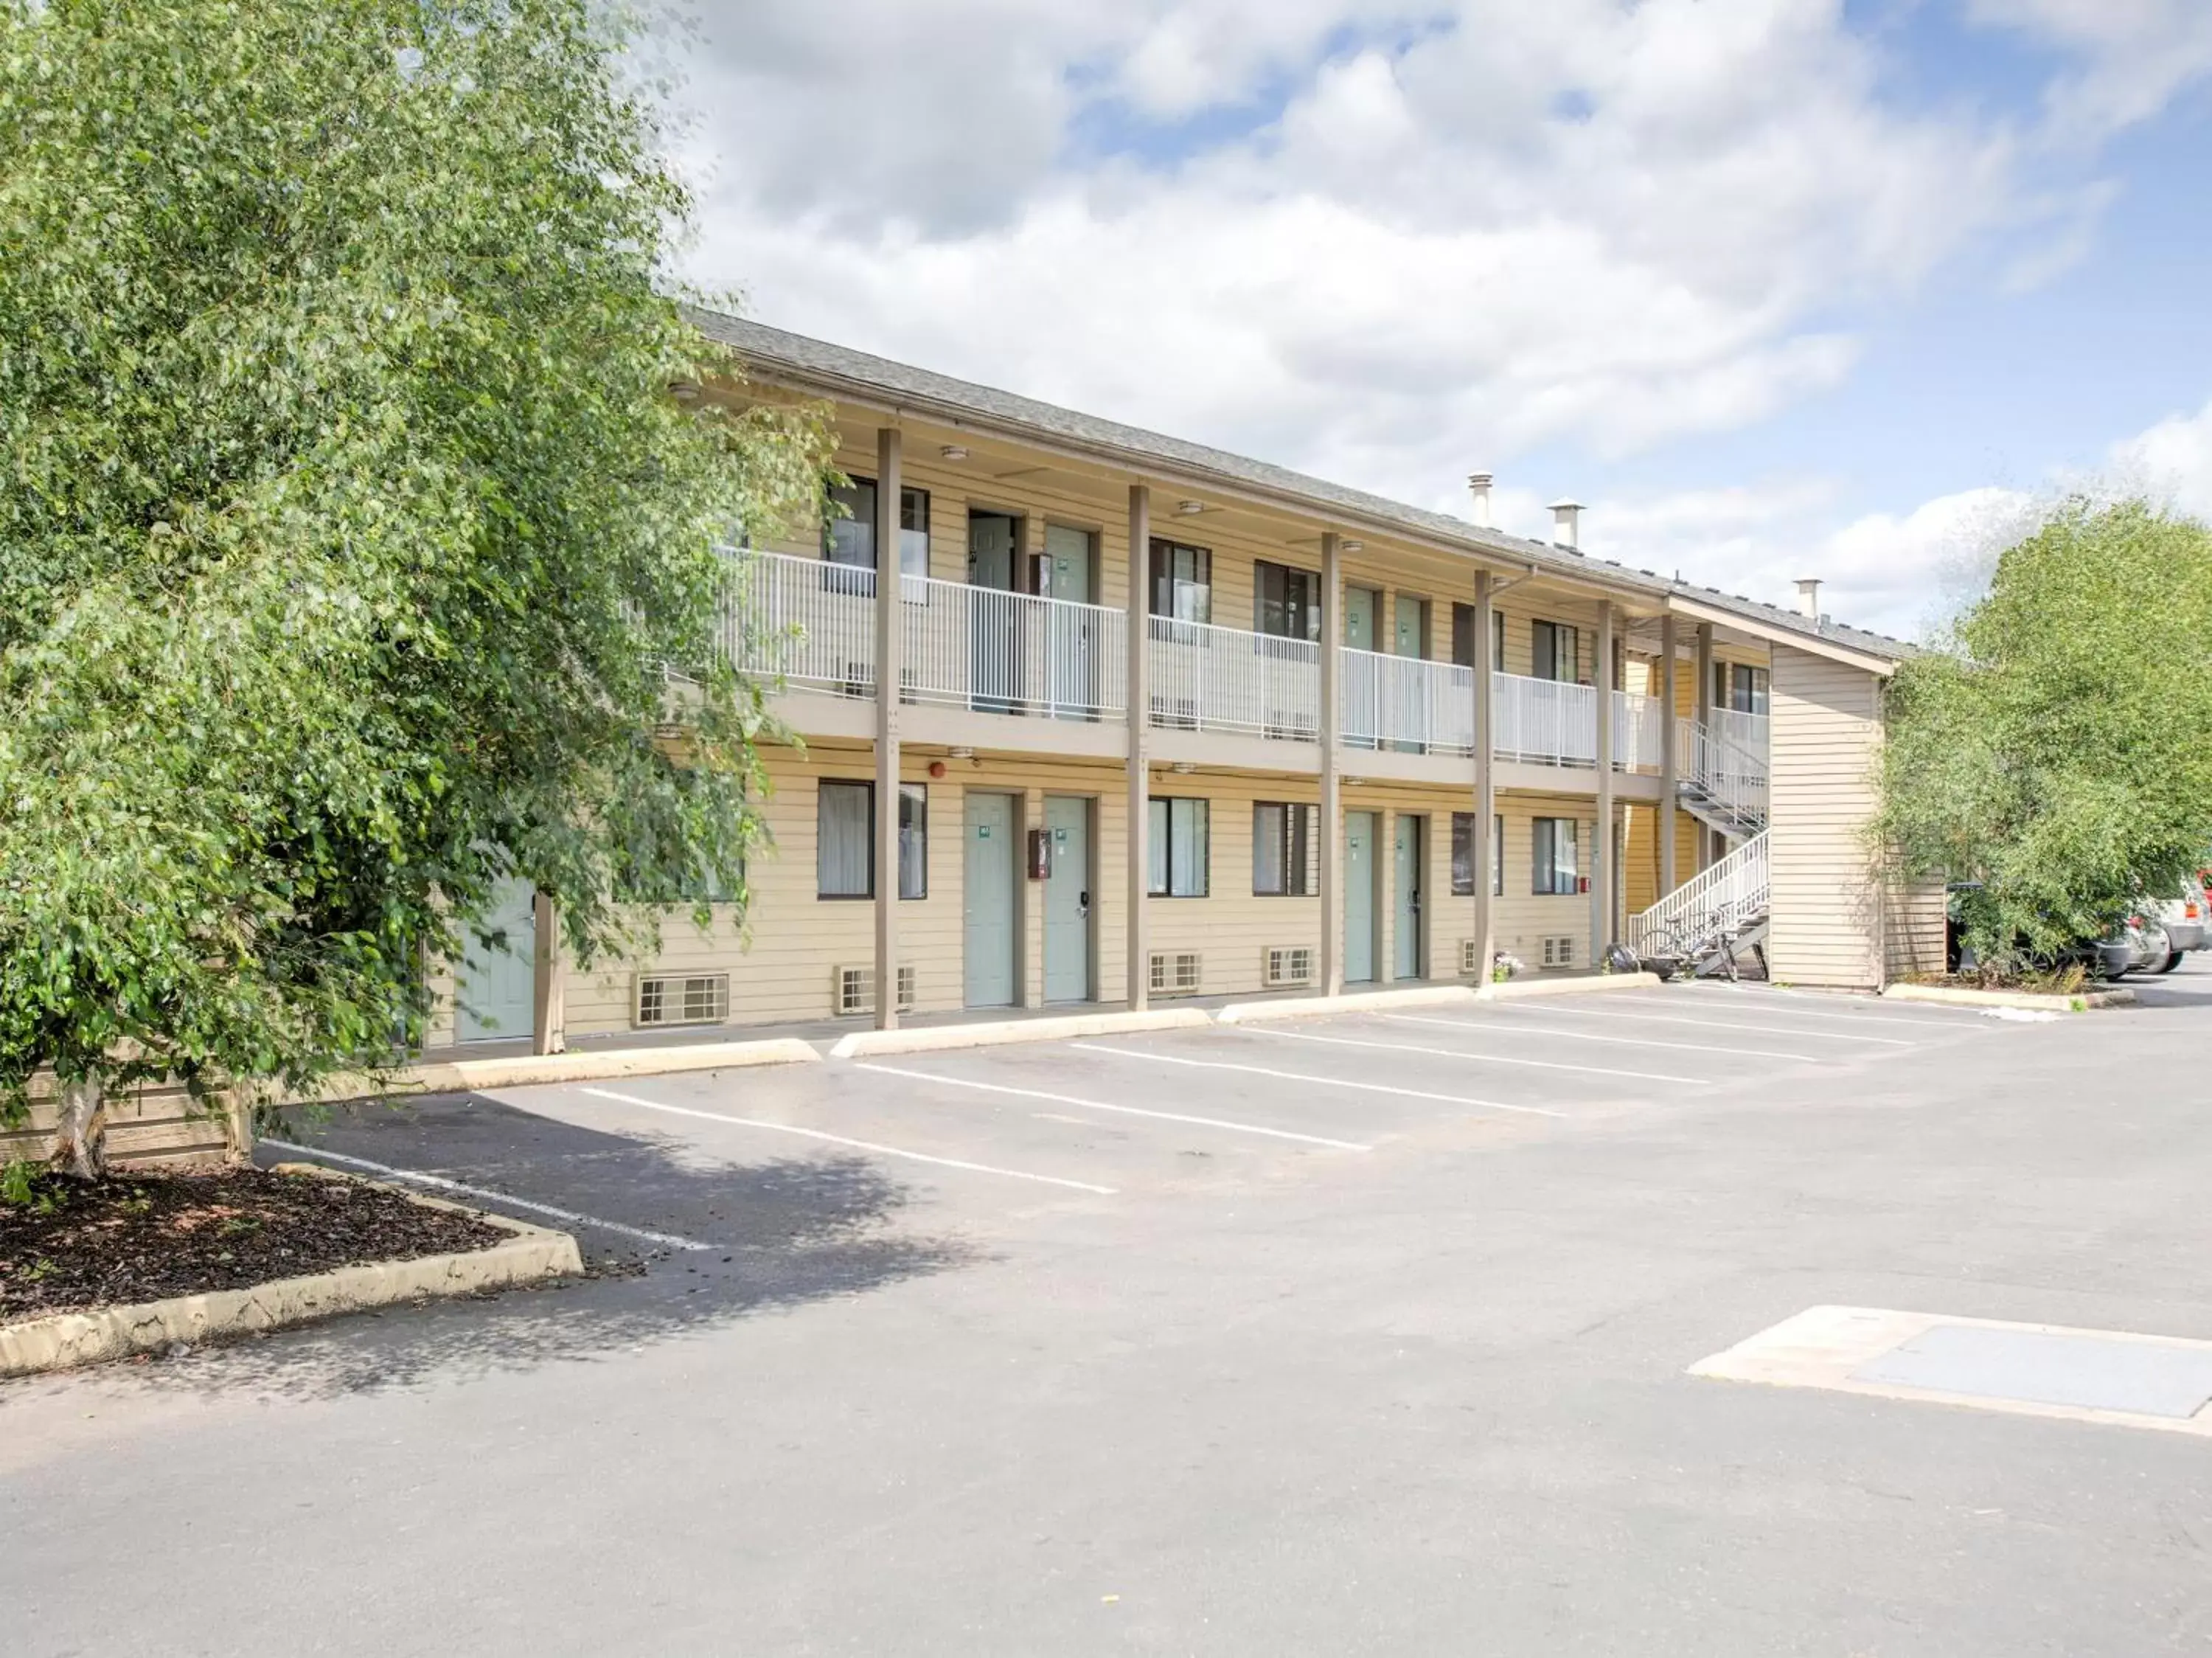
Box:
816 781 928 900
1252 802 1317 896
1718 662 1770 714
1532 620 1579 682
825 477 930 578
1451 813 1505 897
1532 816 1579 895
1148 797 1209 896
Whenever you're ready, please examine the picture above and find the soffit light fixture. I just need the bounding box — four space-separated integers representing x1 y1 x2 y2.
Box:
1340 539 1365 552
1171 761 1196 774
1175 500 1205 516
939 444 970 462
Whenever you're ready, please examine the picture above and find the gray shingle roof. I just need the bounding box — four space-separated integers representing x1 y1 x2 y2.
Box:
685 304 1913 664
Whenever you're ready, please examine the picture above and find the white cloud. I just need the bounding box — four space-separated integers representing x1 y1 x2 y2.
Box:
675 0 2028 476
664 2 2212 645
1966 0 2212 137
2110 396 2212 519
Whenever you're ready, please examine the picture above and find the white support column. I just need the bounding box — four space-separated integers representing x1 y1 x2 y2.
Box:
1659 613 1678 901
1471 570 1496 983
1694 620 1715 873
1124 484 1151 1010
872 426 902 1030
1593 599 1615 962
1318 532 1344 996
531 891 564 1056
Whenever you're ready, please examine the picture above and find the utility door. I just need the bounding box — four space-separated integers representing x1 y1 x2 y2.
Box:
1345 811 1378 984
457 877 535 1043
964 792 1018 1007
1043 795 1093 1003
1394 815 1425 980
967 511 1019 712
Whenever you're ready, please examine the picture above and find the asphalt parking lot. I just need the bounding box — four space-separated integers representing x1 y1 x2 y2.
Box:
8 969 2212 1656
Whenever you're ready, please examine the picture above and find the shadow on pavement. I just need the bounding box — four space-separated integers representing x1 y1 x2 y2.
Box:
108 1092 982 1400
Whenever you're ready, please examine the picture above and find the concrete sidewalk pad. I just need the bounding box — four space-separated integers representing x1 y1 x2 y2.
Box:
1885 982 2134 1013
304 1038 822 1105
827 1007 1211 1059
1214 985 1480 1024
0 1170 582 1379
1478 971 1663 1001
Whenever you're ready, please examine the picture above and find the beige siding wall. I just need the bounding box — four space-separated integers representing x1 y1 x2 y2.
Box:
0 1079 236 1170
1768 644 1885 988
549 752 1617 1033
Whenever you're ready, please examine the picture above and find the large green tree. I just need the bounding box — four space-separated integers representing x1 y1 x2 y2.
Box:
1877 499 2212 974
0 0 827 1172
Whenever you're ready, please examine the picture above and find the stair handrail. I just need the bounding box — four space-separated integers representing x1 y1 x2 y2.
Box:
1677 717 1768 826
1630 830 1770 956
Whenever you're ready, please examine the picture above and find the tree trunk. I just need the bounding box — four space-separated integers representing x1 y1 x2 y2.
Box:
53 1075 108 1180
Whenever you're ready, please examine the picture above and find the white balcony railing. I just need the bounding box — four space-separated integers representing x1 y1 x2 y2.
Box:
1341 650 1475 755
723 550 880 697
1711 706 1770 757
1611 690 1664 772
1148 617 1319 740
1492 673 1598 766
726 551 1126 719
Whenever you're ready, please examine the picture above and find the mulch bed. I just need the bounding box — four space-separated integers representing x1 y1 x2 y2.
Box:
1 1166 509 1322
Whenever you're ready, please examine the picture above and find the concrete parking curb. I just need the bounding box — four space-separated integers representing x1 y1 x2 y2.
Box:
1213 985 1480 1024
0 1169 583 1380
1478 971 1663 1001
305 1038 821 1105
828 1007 1211 1059
1883 982 2135 1013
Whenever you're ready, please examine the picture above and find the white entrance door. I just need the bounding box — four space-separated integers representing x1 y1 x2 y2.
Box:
964 792 1018 1008
1043 795 1092 1003
457 878 535 1043
1345 811 1377 984
1394 816 1425 980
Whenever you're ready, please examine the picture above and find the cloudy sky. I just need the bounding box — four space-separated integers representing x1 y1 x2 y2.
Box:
666 0 2212 639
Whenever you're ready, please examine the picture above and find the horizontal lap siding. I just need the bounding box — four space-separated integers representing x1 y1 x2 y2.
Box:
1 1082 234 1170
1768 645 1884 988
1885 875 1948 980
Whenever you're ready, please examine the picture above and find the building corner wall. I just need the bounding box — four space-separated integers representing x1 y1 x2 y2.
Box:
1767 644 1888 989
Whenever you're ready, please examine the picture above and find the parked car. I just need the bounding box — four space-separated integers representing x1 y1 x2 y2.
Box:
2135 886 2209 975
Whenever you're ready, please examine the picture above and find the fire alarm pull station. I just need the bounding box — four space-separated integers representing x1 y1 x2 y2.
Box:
1576 875 1591 894
1027 828 1051 880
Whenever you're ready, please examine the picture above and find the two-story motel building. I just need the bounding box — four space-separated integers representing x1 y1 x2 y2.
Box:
434 310 1944 1052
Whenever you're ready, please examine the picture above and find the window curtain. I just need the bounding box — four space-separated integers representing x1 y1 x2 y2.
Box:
818 783 872 898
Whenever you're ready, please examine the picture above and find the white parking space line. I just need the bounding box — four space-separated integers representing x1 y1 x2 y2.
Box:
1492 1003 1915 1046
1238 1025 1708 1085
574 1086 1119 1196
1380 1012 1823 1064
851 1063 1374 1151
1068 1043 1569 1118
261 1138 716 1252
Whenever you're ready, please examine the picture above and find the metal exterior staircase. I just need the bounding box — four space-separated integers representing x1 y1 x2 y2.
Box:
1676 718 1767 839
1630 830 1771 979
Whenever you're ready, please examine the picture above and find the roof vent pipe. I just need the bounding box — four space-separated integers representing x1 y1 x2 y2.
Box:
1467 472 1494 529
1550 499 1583 550
1795 577 1823 619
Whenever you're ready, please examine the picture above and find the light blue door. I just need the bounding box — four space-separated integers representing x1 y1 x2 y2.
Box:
964 792 1018 1007
1345 811 1377 984
457 878 535 1043
1043 795 1091 1003
1394 595 1429 752
1394 816 1424 980
1345 587 1377 651
967 513 1018 713
1041 526 1095 718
